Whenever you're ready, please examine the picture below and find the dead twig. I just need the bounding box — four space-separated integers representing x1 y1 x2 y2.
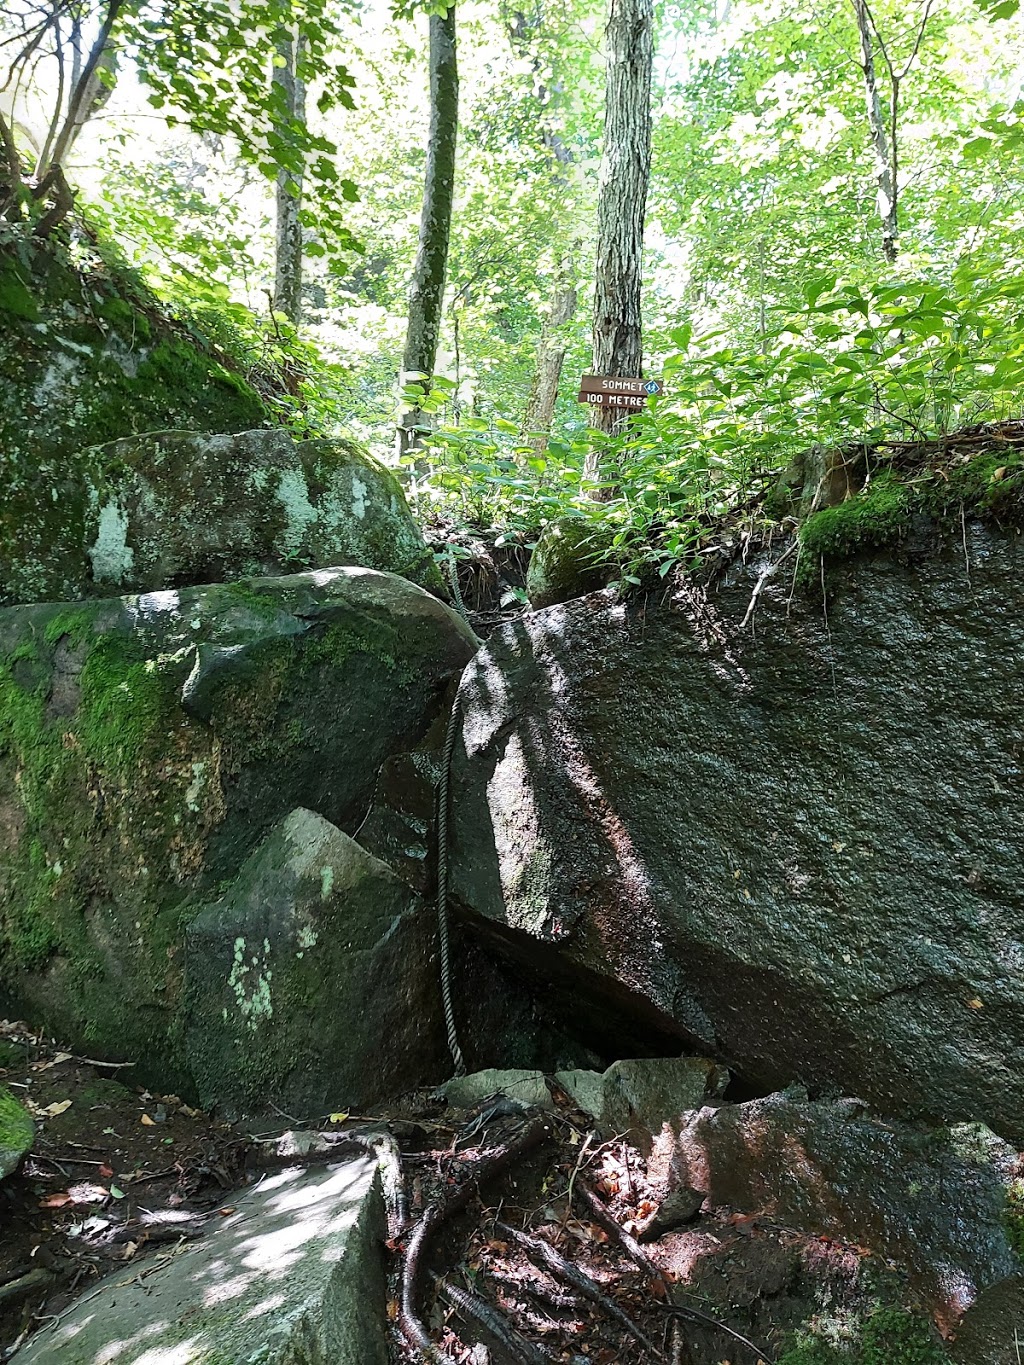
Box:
496 1220 669 1364
574 1177 661 1278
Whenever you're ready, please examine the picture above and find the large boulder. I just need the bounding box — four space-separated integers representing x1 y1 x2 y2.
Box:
1 238 269 596
1 427 442 606
0 567 477 1089
0 1086 33 1180
185 809 446 1114
450 524 1024 1139
667 1093 1020 1329
14 1155 389 1365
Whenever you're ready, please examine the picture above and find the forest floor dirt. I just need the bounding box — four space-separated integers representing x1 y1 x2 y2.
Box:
1 1019 873 1365
0 1018 249 1358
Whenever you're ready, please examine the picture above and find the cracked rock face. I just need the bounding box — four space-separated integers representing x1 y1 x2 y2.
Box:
450 525 1024 1140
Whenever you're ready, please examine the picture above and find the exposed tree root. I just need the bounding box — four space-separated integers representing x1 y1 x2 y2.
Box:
575 1178 775 1363
495 1220 670 1364
575 1176 662 1277
434 1275 555 1364
400 1118 553 1362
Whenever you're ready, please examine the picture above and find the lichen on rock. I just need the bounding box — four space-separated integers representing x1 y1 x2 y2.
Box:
2 427 443 606
185 808 447 1115
0 567 477 1090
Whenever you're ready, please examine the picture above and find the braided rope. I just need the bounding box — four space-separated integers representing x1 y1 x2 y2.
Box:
437 544 469 1077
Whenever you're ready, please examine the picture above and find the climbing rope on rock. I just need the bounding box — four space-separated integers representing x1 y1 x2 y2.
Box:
437 545 470 1077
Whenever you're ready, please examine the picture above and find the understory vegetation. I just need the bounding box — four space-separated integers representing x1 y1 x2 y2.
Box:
4 0 1024 589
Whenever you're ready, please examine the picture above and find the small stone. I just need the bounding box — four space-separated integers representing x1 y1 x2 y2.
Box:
444 1069 554 1111
554 1056 729 1137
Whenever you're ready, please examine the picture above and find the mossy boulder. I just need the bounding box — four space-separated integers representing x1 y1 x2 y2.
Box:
0 427 442 606
0 567 477 1091
673 1093 1018 1327
526 516 615 608
0 1085 33 1179
185 808 445 1116
0 237 272 589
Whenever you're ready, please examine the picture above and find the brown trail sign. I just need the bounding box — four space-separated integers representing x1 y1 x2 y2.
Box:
576 374 662 409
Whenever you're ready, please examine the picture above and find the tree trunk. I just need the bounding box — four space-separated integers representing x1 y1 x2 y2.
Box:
273 30 307 323
508 8 579 454
851 0 898 263
521 268 577 458
47 0 123 173
586 0 653 483
398 6 458 459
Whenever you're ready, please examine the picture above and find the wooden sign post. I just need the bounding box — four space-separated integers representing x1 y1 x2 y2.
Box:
577 374 663 411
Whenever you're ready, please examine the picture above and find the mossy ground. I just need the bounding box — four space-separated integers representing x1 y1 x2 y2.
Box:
0 1086 33 1164
796 447 1024 580
779 1307 947 1364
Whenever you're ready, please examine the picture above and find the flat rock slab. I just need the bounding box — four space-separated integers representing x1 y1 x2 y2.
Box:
16 1157 388 1365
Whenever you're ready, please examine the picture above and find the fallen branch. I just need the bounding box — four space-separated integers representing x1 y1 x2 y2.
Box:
574 1176 661 1278
434 1275 554 1364
496 1220 669 1364
575 1179 774 1363
0 1267 54 1311
401 1119 552 1363
661 1302 774 1364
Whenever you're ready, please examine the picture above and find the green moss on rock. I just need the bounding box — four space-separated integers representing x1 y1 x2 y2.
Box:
0 568 476 1093
1 427 443 606
0 235 270 606
526 516 615 608
797 451 1024 578
0 1085 34 1179
779 1307 947 1365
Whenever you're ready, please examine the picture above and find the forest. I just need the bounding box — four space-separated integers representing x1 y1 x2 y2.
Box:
1 0 1024 1363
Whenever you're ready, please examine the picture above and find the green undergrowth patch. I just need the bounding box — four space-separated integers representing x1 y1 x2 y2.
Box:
1003 1178 1024 1256
778 1307 947 1364
0 1086 33 1152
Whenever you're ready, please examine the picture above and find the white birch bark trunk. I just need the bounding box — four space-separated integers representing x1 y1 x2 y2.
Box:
586 0 653 483
851 0 898 263
273 31 306 324
398 6 459 459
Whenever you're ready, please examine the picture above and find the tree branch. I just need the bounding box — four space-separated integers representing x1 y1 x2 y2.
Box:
47 0 123 172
